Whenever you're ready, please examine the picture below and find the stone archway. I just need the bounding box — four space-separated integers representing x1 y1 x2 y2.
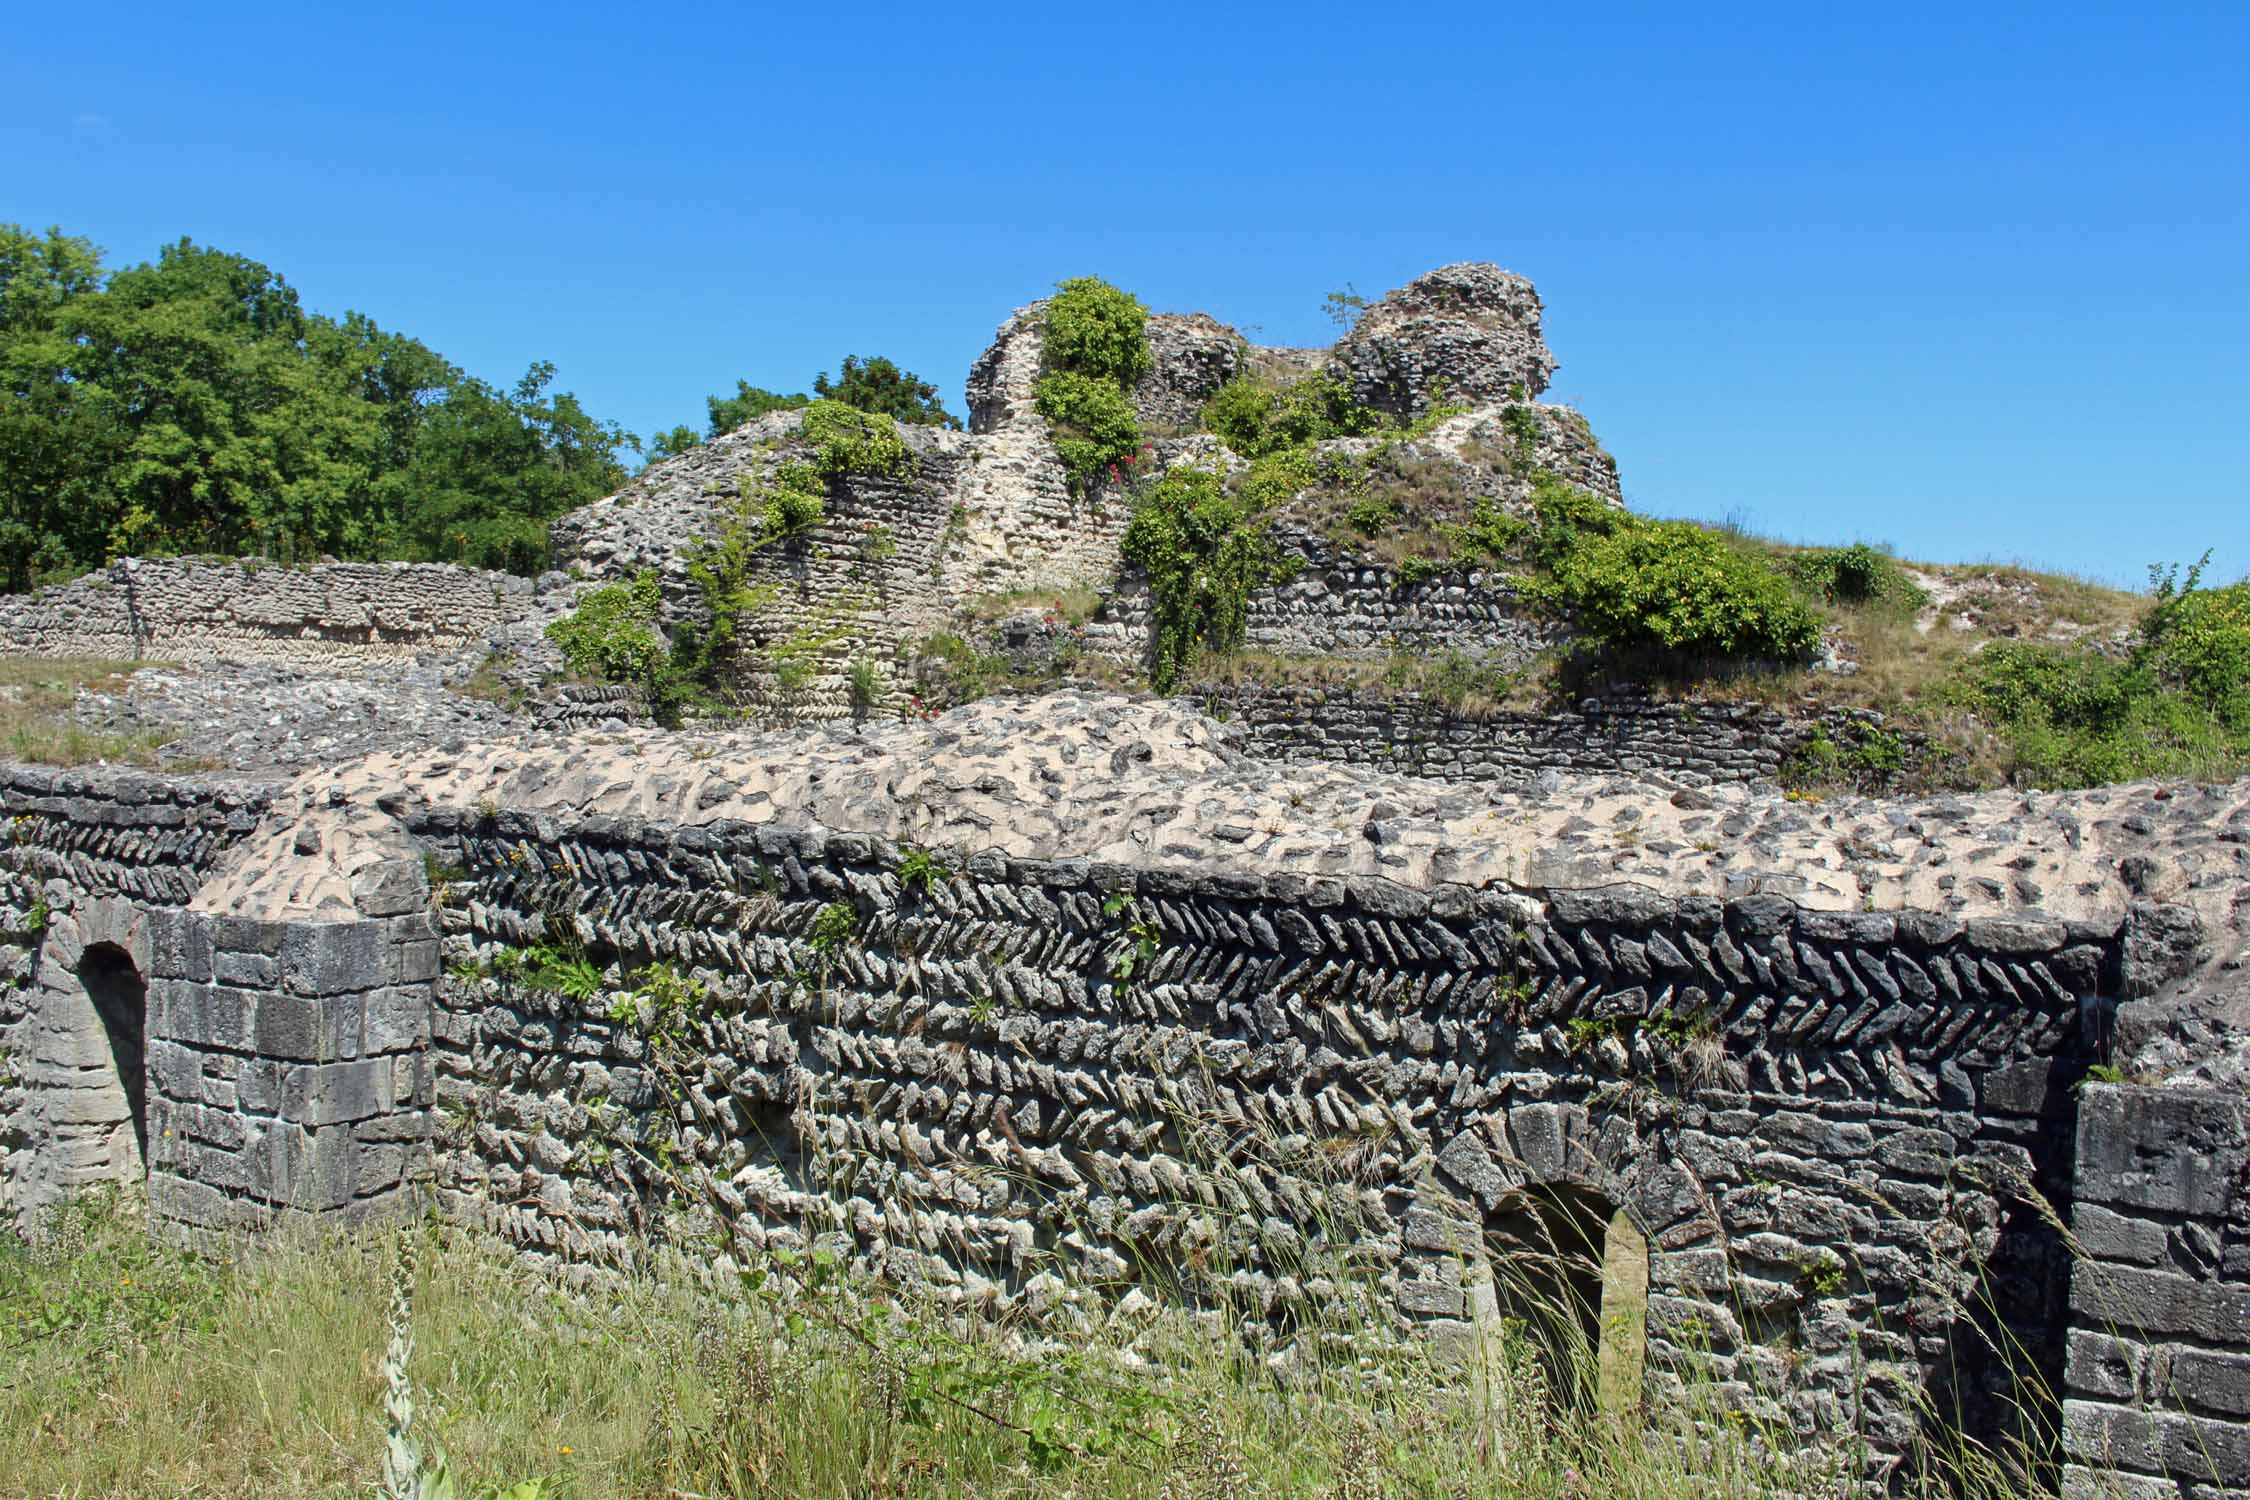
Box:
78 943 148 1171
1429 1101 1673 1424
13 896 155 1215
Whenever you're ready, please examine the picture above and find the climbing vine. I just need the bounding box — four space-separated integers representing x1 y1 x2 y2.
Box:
1120 465 1288 692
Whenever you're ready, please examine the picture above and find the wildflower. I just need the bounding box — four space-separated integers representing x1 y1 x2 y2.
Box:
559 1445 573 1455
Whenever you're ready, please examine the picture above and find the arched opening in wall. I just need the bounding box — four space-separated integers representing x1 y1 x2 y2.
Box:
78 943 149 1175
1483 1185 1648 1420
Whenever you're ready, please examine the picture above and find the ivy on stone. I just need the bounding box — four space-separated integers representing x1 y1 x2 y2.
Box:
1121 465 1286 692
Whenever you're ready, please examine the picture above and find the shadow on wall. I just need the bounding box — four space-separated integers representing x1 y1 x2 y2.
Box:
79 942 148 1174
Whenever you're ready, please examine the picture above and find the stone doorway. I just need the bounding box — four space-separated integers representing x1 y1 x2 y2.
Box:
78 942 149 1174
1484 1184 1648 1418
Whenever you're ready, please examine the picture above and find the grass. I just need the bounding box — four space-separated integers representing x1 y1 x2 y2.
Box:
451 649 532 712
960 586 1105 626
1 1186 1880 1500
0 657 174 768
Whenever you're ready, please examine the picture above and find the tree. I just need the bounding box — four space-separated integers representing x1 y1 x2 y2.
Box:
0 223 637 587
646 424 703 463
812 354 959 429
706 380 808 438
393 363 636 573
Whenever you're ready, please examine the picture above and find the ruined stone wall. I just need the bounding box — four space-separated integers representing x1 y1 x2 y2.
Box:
0 560 532 664
1205 685 1929 791
1 740 2237 1491
551 416 1131 715
1093 534 1561 668
1207 685 1799 786
409 801 2141 1482
2064 1084 2250 1498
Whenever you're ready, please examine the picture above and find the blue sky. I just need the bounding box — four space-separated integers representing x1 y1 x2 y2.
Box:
7 2 2244 587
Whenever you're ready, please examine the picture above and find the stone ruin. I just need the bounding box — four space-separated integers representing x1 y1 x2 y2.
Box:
0 265 2244 1496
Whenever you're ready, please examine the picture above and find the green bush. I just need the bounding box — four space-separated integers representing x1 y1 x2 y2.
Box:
1033 371 1142 491
1787 543 1925 608
756 463 827 538
1345 493 1397 538
1042 277 1151 386
1947 559 2250 787
1201 373 1378 459
1528 473 1634 571
1121 466 1285 691
2144 576 2250 725
1034 277 1150 496
546 572 674 695
1544 514 1822 663
799 400 910 478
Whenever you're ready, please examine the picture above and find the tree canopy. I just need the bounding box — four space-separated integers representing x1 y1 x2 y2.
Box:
0 224 636 590
650 356 958 464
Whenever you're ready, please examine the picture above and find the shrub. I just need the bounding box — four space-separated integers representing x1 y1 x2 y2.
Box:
799 400 911 478
546 572 672 691
1201 373 1378 459
757 464 827 538
1042 276 1151 386
1035 277 1150 496
1788 543 1925 608
2144 575 2250 725
1032 371 1141 492
1944 559 2250 788
1528 473 1633 570
1545 516 1822 663
1345 493 1397 538
1121 466 1285 691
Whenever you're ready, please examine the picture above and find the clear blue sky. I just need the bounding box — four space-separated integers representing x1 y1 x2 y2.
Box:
8 3 2244 588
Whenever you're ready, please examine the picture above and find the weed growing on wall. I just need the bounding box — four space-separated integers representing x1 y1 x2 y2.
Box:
1034 277 1151 495
1200 371 1379 458
1120 465 1289 691
545 572 674 703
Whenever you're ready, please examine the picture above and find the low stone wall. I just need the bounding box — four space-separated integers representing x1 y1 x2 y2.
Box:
0 764 277 1221
1207 685 1799 786
0 559 532 664
1206 684 1932 791
2064 1084 2250 1498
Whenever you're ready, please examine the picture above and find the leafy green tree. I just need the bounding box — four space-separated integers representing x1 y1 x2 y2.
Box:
393 363 634 573
812 355 959 429
646 424 703 463
0 223 636 587
706 381 809 438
